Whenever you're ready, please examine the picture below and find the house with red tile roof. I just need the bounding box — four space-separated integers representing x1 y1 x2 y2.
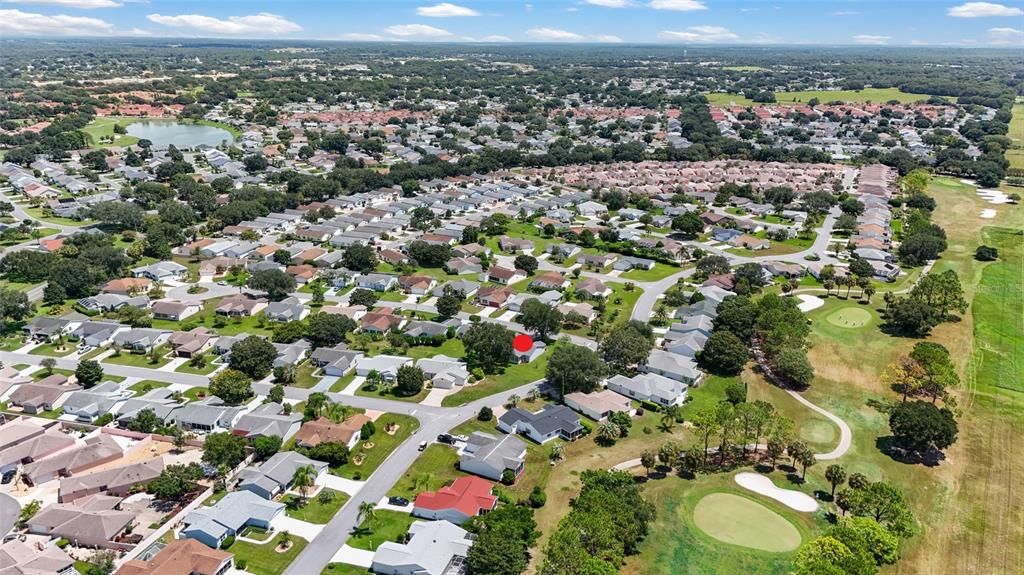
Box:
412 476 498 525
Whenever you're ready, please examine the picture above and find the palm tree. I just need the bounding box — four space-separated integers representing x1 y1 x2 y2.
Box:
357 501 377 527
324 402 350 424
527 388 541 403
660 404 682 430
596 421 621 445
654 303 669 324
291 465 315 503
549 442 565 464
413 473 433 492
863 285 876 302
506 394 521 408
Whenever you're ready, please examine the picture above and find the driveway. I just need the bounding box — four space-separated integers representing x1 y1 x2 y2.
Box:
318 475 365 497
270 515 323 541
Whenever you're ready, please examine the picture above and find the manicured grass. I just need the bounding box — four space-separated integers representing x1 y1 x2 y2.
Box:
774 87 932 104
292 362 322 389
282 488 349 524
824 306 872 328
0 228 58 247
346 510 418 552
375 291 407 303
229 533 307 575
128 379 170 394
323 563 371 575
150 299 272 337
27 342 76 357
692 492 802 552
450 417 553 498
0 336 26 352
22 207 92 227
971 226 1023 392
620 262 682 282
240 525 273 541
623 472 820 575
183 387 211 402
355 383 429 404
331 413 420 480
32 367 74 380
705 92 756 106
388 444 462 500
1007 102 1024 170
80 116 140 148
328 372 357 393
103 346 172 369
175 358 219 375
403 338 465 360
441 348 552 407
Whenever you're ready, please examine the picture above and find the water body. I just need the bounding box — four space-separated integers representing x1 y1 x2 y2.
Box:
126 120 234 149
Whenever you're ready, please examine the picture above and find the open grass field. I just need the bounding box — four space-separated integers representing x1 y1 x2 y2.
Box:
80 117 140 148
1007 102 1024 170
621 472 822 575
621 262 683 282
692 492 803 552
705 88 931 107
346 510 417 551
22 207 92 228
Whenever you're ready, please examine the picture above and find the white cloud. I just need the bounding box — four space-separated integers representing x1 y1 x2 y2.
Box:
649 0 707 11
585 0 633 7
948 2 1023 17
987 26 1024 44
480 34 512 41
593 34 624 42
338 32 385 41
416 3 479 17
384 23 453 37
658 25 738 42
852 34 891 45
1 0 122 8
146 12 302 36
524 3 533 11
832 10 860 16
0 8 112 35
527 27 585 41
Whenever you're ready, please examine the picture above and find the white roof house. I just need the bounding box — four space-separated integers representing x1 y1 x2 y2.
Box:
607 369 691 407
370 520 473 575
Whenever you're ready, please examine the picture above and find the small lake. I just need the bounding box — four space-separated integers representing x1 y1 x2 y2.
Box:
126 120 235 149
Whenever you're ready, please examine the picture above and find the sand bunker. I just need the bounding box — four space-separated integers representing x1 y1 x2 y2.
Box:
796 294 824 312
735 472 819 512
980 209 997 219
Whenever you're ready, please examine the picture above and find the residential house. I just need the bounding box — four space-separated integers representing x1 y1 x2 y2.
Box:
444 257 482 275
474 285 514 308
232 403 302 441
170 396 246 433
293 414 372 451
487 266 526 286
574 277 612 299
564 390 633 422
727 234 771 250
360 310 405 334
151 299 202 321
577 253 617 269
215 294 268 317
77 294 149 315
309 345 364 377
355 355 412 381
497 404 584 444
355 273 399 292
236 451 328 500
529 272 569 291
23 312 87 342
117 538 234 575
0 422 75 476
58 458 164 502
0 539 76 574
398 275 437 295
167 327 218 358
613 256 656 272
112 328 172 353
431 280 479 299
664 332 708 359
115 388 182 429
513 339 547 364
182 491 285 549
416 355 470 389
608 370 692 407
265 297 309 323
60 381 129 422
459 432 527 482
370 520 474 575
498 237 534 254
131 261 189 283
23 433 125 485
101 277 152 296
27 498 134 549
8 376 81 414
412 476 498 525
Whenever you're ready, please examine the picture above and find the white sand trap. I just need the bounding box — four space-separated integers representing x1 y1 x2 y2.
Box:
796 294 825 313
735 472 819 512
977 189 1012 204
980 209 997 219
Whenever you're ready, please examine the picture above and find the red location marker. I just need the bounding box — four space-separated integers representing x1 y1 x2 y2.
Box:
513 334 534 353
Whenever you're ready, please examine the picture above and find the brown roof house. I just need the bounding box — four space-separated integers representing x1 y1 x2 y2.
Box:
168 327 219 358
487 266 526 286
117 538 233 575
574 277 612 299
8 375 81 415
27 496 135 549
215 294 268 317
100 277 152 296
398 275 437 295
360 309 405 334
530 271 570 291
474 285 515 308
151 299 203 321
58 458 164 503
293 414 372 450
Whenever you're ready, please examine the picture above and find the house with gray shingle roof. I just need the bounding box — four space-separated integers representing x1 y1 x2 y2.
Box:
459 431 527 482
235 451 328 499
182 490 285 549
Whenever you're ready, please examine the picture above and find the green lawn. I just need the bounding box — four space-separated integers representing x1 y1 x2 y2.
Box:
1007 102 1024 170
971 226 1023 392
282 489 349 524
175 358 220 375
150 300 272 337
103 345 172 369
23 207 92 228
27 342 76 357
621 262 683 282
229 533 308 575
80 116 140 148
624 472 822 575
128 379 170 394
32 367 74 380
388 444 462 500
0 228 58 247
705 87 931 107
292 361 322 389
404 338 465 360
347 510 418 551
323 563 371 575
328 372 357 393
355 382 429 404
331 413 420 480
441 348 552 406
240 526 273 541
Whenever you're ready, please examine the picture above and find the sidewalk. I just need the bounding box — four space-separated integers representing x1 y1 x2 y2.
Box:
329 545 375 568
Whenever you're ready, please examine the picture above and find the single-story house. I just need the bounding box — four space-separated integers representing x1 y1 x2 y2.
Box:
412 476 498 525
459 432 527 482
151 299 203 321
370 520 474 575
564 389 633 422
182 490 285 549
236 451 328 500
497 404 584 444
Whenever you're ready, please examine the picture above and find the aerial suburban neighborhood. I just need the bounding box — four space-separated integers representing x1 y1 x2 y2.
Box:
0 3 1020 575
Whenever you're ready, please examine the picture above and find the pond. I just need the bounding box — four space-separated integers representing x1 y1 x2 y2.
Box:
126 120 235 149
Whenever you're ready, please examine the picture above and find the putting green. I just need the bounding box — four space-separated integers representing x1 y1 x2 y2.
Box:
692 493 802 552
825 307 871 328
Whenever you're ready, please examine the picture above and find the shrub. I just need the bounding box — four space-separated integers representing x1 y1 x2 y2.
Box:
477 406 493 421
220 535 235 549
501 469 517 485
528 486 547 508
235 559 248 570
360 421 376 440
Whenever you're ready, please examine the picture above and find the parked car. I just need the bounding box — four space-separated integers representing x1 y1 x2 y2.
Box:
418 440 428 451
388 496 410 507
437 433 456 445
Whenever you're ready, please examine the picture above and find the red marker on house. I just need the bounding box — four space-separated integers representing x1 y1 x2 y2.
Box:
513 334 534 353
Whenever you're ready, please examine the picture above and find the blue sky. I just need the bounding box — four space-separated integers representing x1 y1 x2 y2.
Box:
0 1 1021 47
